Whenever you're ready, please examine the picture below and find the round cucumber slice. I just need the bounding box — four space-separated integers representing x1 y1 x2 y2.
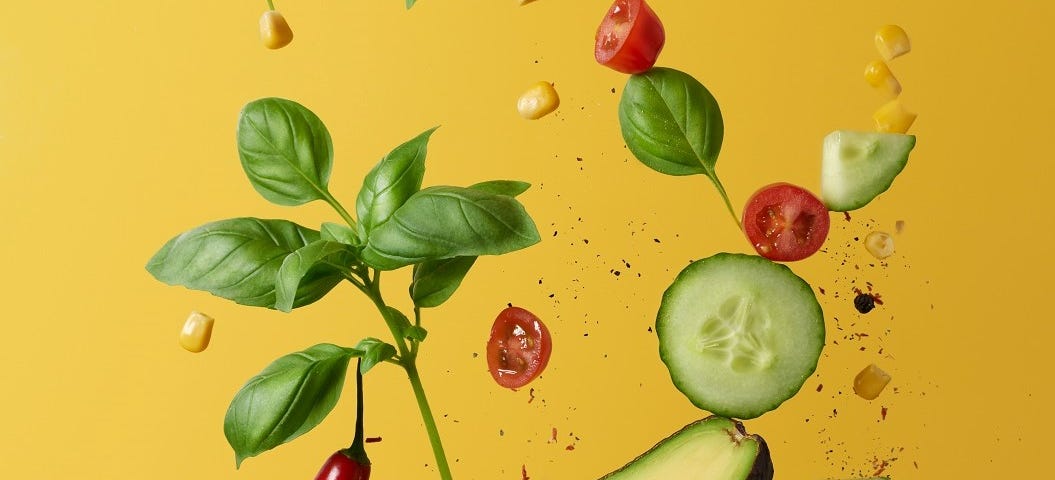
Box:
657 253 824 419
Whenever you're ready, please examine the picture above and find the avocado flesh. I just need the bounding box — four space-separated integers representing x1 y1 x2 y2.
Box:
600 416 773 480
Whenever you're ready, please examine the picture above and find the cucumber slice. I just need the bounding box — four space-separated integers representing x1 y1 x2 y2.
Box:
600 416 773 480
821 130 916 212
658 253 824 419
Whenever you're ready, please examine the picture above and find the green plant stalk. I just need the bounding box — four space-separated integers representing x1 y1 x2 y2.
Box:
266 0 275 10
405 362 452 479
363 271 453 480
323 191 359 233
710 177 741 229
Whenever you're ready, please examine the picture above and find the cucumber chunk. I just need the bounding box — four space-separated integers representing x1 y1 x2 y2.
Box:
658 253 824 419
821 130 916 212
600 416 773 480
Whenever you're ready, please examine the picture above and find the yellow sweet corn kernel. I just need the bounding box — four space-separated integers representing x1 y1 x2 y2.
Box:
180 311 215 353
260 11 294 50
853 363 892 400
875 25 910 61
517 81 560 120
864 231 895 259
864 60 901 97
873 99 917 133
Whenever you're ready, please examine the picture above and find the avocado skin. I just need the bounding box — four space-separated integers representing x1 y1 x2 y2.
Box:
598 416 774 480
746 433 774 480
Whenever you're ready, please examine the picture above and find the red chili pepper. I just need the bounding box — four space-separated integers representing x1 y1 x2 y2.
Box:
314 359 371 480
314 450 370 480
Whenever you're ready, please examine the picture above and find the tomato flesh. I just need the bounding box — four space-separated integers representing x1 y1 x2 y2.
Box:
594 0 666 74
742 183 830 262
486 306 552 389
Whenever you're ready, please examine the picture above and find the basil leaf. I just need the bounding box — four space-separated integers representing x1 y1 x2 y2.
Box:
382 306 412 336
404 325 428 342
225 344 358 467
619 68 736 220
274 240 356 313
146 218 339 308
360 186 540 270
410 256 477 308
354 338 398 374
356 127 437 235
404 182 525 306
468 180 531 197
237 98 334 206
320 222 360 246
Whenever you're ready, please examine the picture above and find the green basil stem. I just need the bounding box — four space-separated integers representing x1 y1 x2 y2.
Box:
345 358 370 464
363 271 453 480
405 362 453 479
321 191 359 233
710 177 741 229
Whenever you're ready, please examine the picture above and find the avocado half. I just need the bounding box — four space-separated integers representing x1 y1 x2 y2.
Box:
599 416 773 480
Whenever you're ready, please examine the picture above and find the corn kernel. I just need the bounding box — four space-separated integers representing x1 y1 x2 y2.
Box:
517 81 560 120
180 311 215 353
875 25 911 61
864 60 901 97
864 231 895 259
260 11 294 50
853 363 892 400
873 99 917 133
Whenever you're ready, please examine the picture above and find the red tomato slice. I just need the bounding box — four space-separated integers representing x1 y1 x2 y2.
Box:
594 0 666 74
742 183 831 262
486 306 552 389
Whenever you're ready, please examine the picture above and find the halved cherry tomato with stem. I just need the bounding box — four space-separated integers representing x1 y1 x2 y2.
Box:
594 0 666 74
742 183 830 262
487 306 552 389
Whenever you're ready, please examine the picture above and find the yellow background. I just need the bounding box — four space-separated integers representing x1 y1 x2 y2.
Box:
1 1 1050 478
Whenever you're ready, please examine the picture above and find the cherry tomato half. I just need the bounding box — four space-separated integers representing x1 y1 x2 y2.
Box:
742 183 831 262
486 306 552 389
594 0 666 74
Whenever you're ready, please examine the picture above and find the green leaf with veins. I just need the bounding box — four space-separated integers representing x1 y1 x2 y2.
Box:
404 325 428 342
355 337 399 374
320 222 360 246
356 127 438 235
410 256 477 308
146 218 341 309
237 98 334 206
619 67 738 223
467 180 531 197
360 186 540 270
407 181 528 307
274 240 358 313
225 344 358 467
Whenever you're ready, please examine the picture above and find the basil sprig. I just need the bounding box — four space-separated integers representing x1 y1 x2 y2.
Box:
146 98 539 476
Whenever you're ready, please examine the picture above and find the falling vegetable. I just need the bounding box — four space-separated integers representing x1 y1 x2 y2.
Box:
853 364 892 400
179 311 214 353
864 231 895 259
873 99 917 133
863 60 901 97
517 81 560 120
598 416 773 480
259 1 293 50
874 25 911 61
